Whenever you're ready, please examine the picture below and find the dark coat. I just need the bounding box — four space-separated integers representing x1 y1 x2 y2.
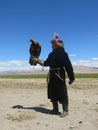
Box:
44 47 75 104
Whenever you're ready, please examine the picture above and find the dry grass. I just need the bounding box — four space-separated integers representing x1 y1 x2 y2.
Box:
0 78 46 89
70 78 98 89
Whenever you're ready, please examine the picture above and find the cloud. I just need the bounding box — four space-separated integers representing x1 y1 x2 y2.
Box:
96 35 98 37
0 58 98 72
72 59 98 67
78 60 90 63
0 60 48 72
69 54 76 57
0 60 27 66
0 67 6 71
72 60 90 66
92 57 98 61
0 60 29 72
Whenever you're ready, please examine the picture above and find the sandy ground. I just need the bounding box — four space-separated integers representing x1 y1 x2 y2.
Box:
0 78 98 130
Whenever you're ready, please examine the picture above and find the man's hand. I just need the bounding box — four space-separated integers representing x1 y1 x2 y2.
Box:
33 58 44 66
69 80 74 85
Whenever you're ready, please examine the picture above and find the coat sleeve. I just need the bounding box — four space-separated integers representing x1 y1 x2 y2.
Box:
64 53 75 81
44 52 54 67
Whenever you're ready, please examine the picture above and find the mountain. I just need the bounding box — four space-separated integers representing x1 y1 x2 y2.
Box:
73 65 98 73
0 66 98 75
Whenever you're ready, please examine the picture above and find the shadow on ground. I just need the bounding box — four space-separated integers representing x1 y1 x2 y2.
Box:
11 105 51 114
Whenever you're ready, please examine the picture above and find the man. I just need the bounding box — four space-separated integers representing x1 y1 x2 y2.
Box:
35 35 75 118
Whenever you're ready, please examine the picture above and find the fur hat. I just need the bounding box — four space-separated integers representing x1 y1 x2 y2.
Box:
51 33 64 47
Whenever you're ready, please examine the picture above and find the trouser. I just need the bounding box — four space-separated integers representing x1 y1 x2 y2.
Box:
52 101 59 112
52 101 68 112
62 102 68 112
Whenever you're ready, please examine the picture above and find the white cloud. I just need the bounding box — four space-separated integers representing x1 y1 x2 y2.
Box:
69 54 76 57
0 67 6 71
0 60 27 66
0 60 48 72
72 59 98 67
72 62 78 66
92 57 98 61
78 60 90 63
0 58 98 72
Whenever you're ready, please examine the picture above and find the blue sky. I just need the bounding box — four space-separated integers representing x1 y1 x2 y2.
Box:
0 0 98 72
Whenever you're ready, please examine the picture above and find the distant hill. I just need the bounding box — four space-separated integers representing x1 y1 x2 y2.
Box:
0 66 98 75
73 65 98 73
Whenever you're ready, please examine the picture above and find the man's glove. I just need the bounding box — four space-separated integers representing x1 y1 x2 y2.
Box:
33 58 44 66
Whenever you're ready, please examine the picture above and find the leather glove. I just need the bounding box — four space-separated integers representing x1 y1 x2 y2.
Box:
34 58 44 66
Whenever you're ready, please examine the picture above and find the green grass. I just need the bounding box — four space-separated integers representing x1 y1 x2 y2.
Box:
75 73 98 78
0 74 46 79
0 73 98 79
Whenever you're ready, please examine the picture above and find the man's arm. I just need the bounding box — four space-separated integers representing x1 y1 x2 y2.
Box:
64 53 75 84
35 52 53 67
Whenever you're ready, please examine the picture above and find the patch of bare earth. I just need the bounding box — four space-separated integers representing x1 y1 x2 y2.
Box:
0 78 98 130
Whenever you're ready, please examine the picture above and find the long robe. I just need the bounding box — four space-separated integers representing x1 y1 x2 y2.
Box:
44 47 75 104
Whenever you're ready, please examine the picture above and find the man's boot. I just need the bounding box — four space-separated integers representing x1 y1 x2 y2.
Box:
49 101 60 115
60 103 68 118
